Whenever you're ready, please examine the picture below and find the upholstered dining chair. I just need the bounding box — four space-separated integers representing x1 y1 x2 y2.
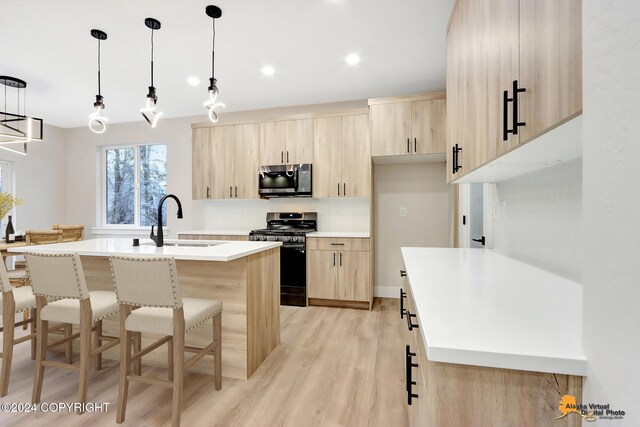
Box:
26 252 120 412
109 255 222 427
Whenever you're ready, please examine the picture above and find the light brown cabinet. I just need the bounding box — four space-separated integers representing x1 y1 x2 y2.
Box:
447 0 581 182
313 114 370 198
191 124 259 200
260 119 314 165
307 237 371 309
370 94 446 157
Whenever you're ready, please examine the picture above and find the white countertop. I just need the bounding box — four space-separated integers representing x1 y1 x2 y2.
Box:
307 231 370 238
401 247 587 376
177 230 250 236
9 238 281 262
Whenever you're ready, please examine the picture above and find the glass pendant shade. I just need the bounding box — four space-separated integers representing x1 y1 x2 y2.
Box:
140 91 163 128
203 82 225 123
89 100 108 134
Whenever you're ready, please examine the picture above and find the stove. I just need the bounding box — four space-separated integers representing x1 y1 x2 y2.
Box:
250 212 317 306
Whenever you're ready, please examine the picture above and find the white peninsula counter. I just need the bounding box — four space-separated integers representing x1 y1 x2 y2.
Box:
11 238 282 380
401 247 586 427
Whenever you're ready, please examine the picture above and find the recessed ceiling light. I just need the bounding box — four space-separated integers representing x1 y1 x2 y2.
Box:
187 76 200 86
261 66 275 76
346 54 361 65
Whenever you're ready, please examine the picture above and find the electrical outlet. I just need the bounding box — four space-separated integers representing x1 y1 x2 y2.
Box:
400 207 407 217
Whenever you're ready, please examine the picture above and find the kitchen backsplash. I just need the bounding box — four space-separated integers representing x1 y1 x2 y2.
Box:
196 198 370 232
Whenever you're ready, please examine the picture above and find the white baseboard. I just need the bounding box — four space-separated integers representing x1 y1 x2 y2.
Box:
374 286 401 298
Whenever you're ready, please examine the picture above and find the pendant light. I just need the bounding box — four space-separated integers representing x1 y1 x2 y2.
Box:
203 5 225 123
140 18 163 128
89 29 108 134
0 76 44 155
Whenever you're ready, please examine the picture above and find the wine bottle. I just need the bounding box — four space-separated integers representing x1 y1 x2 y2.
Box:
5 215 15 243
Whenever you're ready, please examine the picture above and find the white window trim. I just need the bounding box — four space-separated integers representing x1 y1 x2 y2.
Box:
98 143 167 229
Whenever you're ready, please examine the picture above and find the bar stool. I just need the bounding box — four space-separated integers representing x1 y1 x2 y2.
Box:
0 258 38 396
26 252 120 412
109 255 222 427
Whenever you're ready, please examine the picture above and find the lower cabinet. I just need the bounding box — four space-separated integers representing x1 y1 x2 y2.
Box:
307 237 371 309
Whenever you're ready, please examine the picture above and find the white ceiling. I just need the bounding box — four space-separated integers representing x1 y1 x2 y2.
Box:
0 0 453 128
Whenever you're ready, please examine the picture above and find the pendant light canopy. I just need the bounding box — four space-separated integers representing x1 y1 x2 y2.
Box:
203 5 225 123
89 29 108 134
0 76 44 155
140 18 163 128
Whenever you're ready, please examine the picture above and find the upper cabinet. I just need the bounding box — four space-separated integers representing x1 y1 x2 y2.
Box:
369 93 446 157
260 119 314 165
447 0 582 182
313 114 371 198
191 124 259 200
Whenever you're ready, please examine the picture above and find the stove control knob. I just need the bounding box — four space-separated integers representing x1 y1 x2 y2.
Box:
283 236 291 242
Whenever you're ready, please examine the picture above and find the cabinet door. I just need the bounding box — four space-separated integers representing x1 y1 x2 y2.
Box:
192 128 212 199
519 0 582 143
307 250 337 300
259 121 287 165
412 99 446 154
370 102 412 156
336 251 369 302
210 125 235 199
313 117 342 198
341 114 370 198
446 5 461 183
485 0 520 158
234 123 260 199
285 119 314 164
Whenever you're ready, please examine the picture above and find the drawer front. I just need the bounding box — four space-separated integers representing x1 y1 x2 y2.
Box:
306 237 369 251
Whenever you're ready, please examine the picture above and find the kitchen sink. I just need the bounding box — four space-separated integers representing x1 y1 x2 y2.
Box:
140 239 223 248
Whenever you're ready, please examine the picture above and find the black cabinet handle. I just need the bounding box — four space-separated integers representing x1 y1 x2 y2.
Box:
400 269 407 277
206 186 210 198
452 144 462 174
229 186 233 198
503 89 514 141
339 252 342 266
235 186 238 198
407 138 410 153
287 151 289 163
414 137 417 153
512 80 526 135
406 311 419 331
451 146 456 175
338 183 340 196
400 289 407 318
281 151 284 163
343 183 346 196
405 345 419 405
330 242 345 246
333 252 336 266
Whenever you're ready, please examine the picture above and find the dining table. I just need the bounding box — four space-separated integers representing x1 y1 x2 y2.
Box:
0 240 27 260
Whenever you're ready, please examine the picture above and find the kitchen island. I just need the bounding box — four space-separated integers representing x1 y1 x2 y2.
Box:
10 238 281 380
401 247 586 426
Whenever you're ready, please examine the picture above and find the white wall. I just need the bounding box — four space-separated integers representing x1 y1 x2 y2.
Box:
582 1 640 424
490 159 583 282
374 162 450 296
0 124 67 231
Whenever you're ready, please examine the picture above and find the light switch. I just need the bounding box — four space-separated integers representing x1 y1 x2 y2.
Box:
400 207 407 217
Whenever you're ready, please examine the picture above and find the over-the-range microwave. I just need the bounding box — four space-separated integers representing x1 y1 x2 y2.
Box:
258 164 312 198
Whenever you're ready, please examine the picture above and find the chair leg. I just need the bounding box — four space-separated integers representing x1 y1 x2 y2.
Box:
22 309 29 330
213 313 222 391
133 332 141 376
94 320 102 371
32 319 48 404
30 308 37 360
76 302 92 414
117 330 132 424
1 309 15 397
64 324 73 364
172 329 185 427
167 337 174 381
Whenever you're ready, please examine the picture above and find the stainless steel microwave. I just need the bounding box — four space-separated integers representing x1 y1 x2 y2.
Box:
258 164 312 198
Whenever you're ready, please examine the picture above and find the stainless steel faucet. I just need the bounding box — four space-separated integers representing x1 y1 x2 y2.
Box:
150 194 183 247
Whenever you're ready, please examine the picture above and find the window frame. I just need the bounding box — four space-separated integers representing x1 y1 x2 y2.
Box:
99 143 167 229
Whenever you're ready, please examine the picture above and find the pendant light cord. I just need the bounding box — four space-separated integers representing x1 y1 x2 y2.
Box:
97 39 102 96
150 29 155 87
211 17 216 81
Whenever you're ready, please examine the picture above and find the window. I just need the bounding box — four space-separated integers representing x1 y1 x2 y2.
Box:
103 144 167 227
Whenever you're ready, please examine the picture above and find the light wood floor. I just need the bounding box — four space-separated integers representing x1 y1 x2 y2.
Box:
0 298 408 426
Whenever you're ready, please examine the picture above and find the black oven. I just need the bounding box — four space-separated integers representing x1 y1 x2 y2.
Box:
258 164 312 198
280 242 307 306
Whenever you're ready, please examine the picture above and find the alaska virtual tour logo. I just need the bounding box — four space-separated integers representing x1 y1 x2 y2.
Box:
555 395 626 422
